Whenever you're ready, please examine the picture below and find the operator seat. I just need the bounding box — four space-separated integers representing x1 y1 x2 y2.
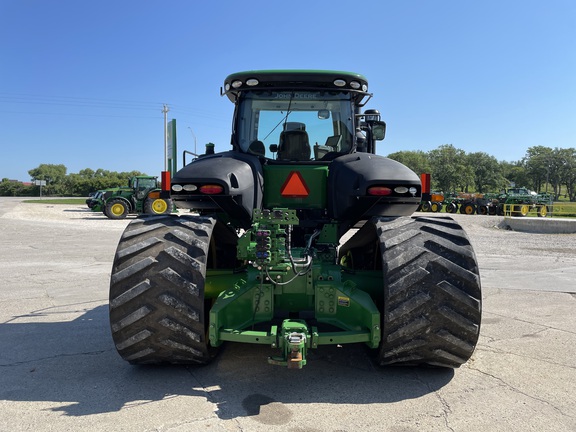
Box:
278 122 311 161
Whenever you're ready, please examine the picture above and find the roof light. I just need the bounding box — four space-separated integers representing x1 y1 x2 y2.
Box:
183 184 198 191
394 186 409 194
224 83 231 91
231 80 243 89
200 184 224 195
367 186 393 196
333 79 346 87
349 81 361 90
246 78 259 86
362 84 368 92
172 184 183 192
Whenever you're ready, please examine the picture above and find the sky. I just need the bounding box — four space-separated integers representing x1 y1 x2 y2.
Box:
1 0 575 182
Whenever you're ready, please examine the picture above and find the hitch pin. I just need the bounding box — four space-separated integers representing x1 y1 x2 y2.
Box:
288 332 305 344
287 332 306 369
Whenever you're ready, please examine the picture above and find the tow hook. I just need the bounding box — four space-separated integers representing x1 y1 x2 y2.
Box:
287 332 306 369
268 320 309 369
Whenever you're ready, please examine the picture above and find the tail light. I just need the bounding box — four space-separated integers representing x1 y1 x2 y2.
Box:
199 184 224 195
367 186 392 196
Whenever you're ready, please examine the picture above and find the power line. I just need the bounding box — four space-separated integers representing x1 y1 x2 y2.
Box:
0 93 164 110
0 93 225 121
0 109 162 119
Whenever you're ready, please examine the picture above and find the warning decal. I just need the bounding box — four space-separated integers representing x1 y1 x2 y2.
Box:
280 171 309 197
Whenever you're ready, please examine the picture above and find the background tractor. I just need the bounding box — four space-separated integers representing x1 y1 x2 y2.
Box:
86 190 104 209
109 71 482 369
91 175 172 219
419 174 553 217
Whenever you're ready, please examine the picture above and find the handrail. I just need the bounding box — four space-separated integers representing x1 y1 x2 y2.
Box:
503 203 576 218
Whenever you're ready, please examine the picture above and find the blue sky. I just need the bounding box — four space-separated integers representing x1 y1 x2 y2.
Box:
1 0 574 181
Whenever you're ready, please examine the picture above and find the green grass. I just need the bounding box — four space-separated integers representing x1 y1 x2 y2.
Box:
550 203 576 218
23 198 87 205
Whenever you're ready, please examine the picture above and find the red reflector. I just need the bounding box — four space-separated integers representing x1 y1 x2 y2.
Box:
199 184 224 195
280 171 309 197
420 173 431 195
161 171 171 192
367 186 393 196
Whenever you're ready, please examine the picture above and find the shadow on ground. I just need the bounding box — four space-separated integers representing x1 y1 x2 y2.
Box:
0 304 454 422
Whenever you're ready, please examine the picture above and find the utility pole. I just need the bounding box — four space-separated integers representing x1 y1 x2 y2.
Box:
162 104 170 171
188 126 197 155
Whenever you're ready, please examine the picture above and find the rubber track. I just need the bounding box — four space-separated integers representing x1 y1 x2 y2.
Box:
109 214 216 364
375 216 482 367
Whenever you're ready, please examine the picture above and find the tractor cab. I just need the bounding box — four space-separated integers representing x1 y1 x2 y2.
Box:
222 70 387 161
170 71 418 231
130 176 158 201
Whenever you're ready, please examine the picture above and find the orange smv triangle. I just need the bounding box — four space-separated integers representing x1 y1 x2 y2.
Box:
280 171 309 197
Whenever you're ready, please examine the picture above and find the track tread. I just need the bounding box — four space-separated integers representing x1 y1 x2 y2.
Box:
374 216 482 368
109 214 216 364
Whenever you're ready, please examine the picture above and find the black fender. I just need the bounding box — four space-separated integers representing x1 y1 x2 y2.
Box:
171 151 264 227
327 153 421 225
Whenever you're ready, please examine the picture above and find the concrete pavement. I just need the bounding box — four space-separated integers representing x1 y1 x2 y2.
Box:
1 198 575 432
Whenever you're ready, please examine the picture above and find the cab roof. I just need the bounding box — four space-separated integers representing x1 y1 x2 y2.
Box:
222 70 370 104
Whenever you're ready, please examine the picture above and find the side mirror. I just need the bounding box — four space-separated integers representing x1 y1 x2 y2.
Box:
371 121 386 141
269 144 278 153
318 109 330 120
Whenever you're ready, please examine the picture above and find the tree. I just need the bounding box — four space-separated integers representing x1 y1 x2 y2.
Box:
467 152 506 193
428 144 472 192
547 147 573 200
558 147 576 201
500 160 527 190
386 150 432 176
0 179 34 196
28 163 67 184
28 164 68 196
64 172 94 196
64 169 149 196
523 146 553 193
16 164 151 197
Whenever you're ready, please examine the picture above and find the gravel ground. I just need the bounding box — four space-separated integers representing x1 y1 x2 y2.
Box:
1 198 576 432
0 200 132 231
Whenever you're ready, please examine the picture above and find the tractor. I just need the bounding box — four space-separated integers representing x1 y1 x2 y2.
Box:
91 175 173 219
109 71 482 369
86 190 104 209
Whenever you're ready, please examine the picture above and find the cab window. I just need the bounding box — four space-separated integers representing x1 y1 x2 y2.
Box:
236 91 355 161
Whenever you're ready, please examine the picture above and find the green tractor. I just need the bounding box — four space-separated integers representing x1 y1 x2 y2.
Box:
471 188 553 217
92 176 173 219
501 188 553 217
109 71 482 369
86 190 104 209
